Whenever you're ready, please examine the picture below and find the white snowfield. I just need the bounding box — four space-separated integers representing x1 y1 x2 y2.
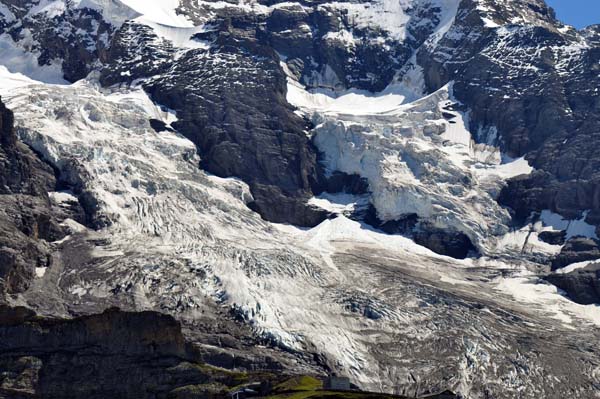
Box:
1 0 600 395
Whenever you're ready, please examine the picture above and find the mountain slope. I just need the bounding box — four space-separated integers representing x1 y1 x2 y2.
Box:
1 1 600 398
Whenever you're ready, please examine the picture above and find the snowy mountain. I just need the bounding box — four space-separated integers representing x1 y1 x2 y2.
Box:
1 0 600 398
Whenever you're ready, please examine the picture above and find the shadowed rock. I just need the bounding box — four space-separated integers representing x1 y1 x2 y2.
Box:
0 98 65 296
545 263 600 305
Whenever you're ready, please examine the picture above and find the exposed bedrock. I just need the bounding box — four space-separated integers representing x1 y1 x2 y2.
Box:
0 99 55 198
0 306 291 399
418 0 600 234
413 226 477 260
260 3 414 92
538 230 566 246
365 210 478 259
0 1 120 82
0 98 66 297
102 17 329 227
322 171 370 196
545 239 600 304
545 263 600 305
551 238 600 271
498 171 600 227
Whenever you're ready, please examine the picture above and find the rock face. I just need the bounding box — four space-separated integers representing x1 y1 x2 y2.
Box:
417 1 600 229
551 238 600 270
413 226 477 260
0 99 55 200
99 16 329 226
0 0 132 82
2 306 461 398
545 263 600 305
0 98 65 296
538 230 566 246
0 306 267 399
366 211 477 259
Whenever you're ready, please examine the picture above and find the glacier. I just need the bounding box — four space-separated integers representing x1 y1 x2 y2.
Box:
2 63 600 396
1 0 600 397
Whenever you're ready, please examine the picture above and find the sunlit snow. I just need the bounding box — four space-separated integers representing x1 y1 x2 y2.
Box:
541 209 598 240
118 0 192 27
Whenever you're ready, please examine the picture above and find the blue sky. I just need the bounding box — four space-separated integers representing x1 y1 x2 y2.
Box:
545 0 599 29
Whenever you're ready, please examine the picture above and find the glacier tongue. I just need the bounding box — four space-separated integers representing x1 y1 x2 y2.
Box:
1 73 395 384
0 71 345 369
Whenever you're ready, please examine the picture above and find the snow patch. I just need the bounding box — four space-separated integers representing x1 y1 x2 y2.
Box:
50 190 79 204
481 17 500 28
308 193 369 215
325 0 411 41
135 18 211 49
26 0 67 19
285 62 424 116
540 210 598 240
555 259 600 275
106 0 210 50
35 267 47 278
474 156 533 180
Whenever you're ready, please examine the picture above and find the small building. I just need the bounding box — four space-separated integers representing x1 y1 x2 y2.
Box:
324 375 351 391
229 387 258 399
